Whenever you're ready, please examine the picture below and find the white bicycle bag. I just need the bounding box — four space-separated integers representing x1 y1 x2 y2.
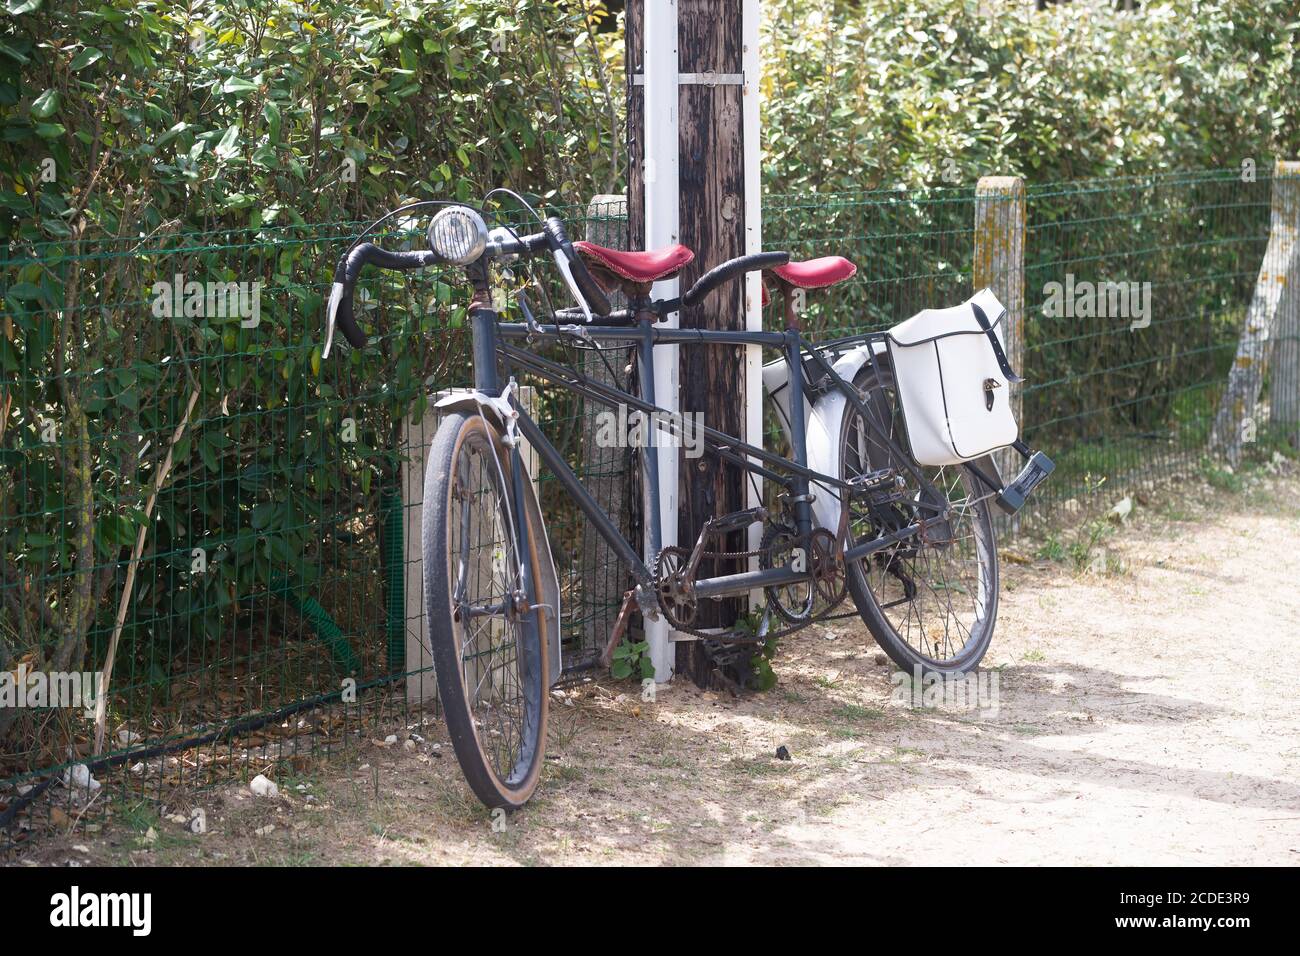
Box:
886 288 1019 467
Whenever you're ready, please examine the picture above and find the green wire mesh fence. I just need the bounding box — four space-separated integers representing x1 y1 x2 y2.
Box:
0 202 637 849
2 171 1294 850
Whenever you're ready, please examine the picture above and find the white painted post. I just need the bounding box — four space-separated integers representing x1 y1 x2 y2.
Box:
742 0 764 599
641 0 681 682
401 388 539 704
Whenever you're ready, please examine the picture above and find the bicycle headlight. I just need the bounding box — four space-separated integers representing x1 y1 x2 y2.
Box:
427 206 488 265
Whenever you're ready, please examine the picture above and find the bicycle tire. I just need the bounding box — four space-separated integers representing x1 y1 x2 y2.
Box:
423 411 549 809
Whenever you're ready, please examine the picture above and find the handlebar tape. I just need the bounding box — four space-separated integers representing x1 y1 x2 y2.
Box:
332 243 440 348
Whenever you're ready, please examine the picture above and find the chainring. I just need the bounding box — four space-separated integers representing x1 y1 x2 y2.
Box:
760 523 816 624
809 527 848 608
654 545 697 631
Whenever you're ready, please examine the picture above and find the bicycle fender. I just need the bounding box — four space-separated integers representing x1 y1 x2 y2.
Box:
433 389 513 430
519 463 563 686
806 342 890 534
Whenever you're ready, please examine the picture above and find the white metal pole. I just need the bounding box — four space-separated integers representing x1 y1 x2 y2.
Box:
642 0 680 681
742 0 763 602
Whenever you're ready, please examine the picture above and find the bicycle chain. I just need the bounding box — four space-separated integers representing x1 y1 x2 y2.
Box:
652 532 850 644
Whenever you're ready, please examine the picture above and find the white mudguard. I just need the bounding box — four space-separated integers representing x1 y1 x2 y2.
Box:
762 341 889 536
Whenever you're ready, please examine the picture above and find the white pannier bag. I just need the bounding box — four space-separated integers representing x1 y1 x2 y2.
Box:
886 288 1019 467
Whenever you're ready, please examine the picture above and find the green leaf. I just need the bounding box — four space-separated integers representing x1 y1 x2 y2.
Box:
222 76 258 96
35 122 65 139
263 99 281 142
5 0 42 14
68 47 104 71
30 88 60 118
215 124 240 159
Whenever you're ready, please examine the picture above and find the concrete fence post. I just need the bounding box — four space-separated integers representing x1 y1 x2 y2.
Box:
1266 162 1300 450
974 176 1027 497
1213 160 1300 463
581 194 631 664
401 387 539 704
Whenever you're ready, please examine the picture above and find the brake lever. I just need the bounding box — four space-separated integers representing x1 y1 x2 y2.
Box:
553 247 594 324
323 280 344 359
518 290 545 339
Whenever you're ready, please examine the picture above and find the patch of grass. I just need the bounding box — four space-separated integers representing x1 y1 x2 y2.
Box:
730 755 793 778
1199 457 1244 493
546 763 585 784
880 746 926 764
832 703 884 723
1035 534 1067 561
1021 649 1046 663
1068 518 1114 573
114 798 159 833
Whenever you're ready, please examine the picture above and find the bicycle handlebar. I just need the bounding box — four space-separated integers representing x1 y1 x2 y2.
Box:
324 206 788 356
670 250 791 311
327 243 440 352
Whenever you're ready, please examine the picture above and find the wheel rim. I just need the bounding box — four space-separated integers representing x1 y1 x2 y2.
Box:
446 427 539 788
842 376 996 667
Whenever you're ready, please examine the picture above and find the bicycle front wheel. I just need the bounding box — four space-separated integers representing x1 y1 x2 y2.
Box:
423 411 549 809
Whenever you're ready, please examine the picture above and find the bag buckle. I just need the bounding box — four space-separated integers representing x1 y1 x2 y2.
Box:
983 377 1000 411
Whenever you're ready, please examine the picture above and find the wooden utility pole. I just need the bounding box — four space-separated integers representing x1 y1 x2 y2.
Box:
627 0 762 686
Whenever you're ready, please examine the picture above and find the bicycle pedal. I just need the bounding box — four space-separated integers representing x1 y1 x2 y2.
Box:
996 450 1055 514
847 468 896 495
707 506 767 535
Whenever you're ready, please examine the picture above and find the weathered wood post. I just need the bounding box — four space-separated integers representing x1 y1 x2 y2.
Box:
627 0 762 686
1213 161 1300 462
973 176 1027 495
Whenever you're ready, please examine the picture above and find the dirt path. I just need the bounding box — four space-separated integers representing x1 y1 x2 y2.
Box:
20 470 1300 866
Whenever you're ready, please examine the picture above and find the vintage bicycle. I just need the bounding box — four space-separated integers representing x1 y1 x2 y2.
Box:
323 190 1054 808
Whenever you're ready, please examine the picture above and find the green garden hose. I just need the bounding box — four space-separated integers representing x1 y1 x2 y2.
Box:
269 576 360 674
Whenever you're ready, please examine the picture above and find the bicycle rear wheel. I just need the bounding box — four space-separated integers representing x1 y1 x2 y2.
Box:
423 411 549 809
839 366 999 677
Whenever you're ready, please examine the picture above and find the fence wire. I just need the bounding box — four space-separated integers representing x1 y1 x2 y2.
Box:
2 171 1293 851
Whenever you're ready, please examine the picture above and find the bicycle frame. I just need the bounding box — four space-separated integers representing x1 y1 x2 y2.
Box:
464 285 950 611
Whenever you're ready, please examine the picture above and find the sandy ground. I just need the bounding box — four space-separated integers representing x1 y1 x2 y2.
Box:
15 469 1300 866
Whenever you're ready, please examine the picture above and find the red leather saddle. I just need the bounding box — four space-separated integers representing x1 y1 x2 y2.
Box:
574 241 695 283
771 256 857 289
762 255 856 305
